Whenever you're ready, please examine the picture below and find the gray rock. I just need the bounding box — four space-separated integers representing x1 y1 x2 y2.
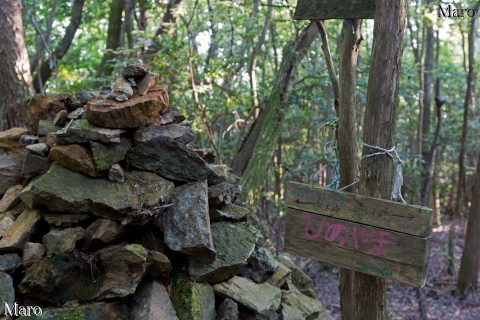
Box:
23 242 45 266
171 272 215 320
0 215 15 238
21 151 51 179
43 227 85 255
0 208 40 251
126 170 175 206
194 148 216 163
266 262 291 288
149 251 172 277
131 281 178 320
123 63 148 79
156 108 186 125
75 90 98 105
210 204 250 222
134 124 194 145
213 276 282 315
0 150 24 195
0 184 23 213
37 120 61 137
278 254 316 298
84 219 126 246
67 107 85 119
163 180 215 262
0 272 14 315
0 254 21 272
137 73 159 95
90 139 131 171
243 247 279 283
216 299 239 320
281 288 330 320
111 78 134 101
108 164 125 183
19 135 39 146
127 135 223 184
42 213 90 227
95 244 149 299
53 109 68 126
17 303 129 320
54 119 125 144
208 182 241 207
188 222 257 283
26 143 49 156
20 164 168 220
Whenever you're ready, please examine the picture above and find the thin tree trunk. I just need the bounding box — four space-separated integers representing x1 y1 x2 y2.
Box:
337 19 362 320
232 23 318 202
0 0 34 129
450 0 480 276
353 1 407 319
99 0 125 78
33 0 85 92
458 154 480 292
422 3 435 151
124 0 136 48
155 0 182 37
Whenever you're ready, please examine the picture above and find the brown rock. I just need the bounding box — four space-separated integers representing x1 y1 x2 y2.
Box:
149 251 172 277
0 208 40 251
0 128 28 151
131 281 178 320
0 185 23 213
20 93 71 133
84 219 126 246
154 108 185 125
123 63 148 80
86 89 169 129
0 149 24 196
137 73 159 96
21 151 51 179
53 110 68 126
50 144 99 177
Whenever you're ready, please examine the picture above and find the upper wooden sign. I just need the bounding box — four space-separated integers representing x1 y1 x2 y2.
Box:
294 0 376 20
284 182 433 288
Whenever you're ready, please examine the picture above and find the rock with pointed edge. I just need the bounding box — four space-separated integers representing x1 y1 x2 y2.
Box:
131 280 178 320
23 242 45 266
108 164 125 183
0 185 23 213
50 144 100 177
43 227 86 255
0 254 21 272
90 139 131 171
26 143 49 156
0 208 40 251
134 124 194 145
54 119 125 144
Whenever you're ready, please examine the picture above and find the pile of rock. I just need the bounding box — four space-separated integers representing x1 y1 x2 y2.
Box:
0 63 330 320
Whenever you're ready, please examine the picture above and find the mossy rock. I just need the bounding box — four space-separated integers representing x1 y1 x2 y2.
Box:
17 302 128 320
171 272 215 320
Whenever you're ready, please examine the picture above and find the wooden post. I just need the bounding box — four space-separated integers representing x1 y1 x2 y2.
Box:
353 0 407 318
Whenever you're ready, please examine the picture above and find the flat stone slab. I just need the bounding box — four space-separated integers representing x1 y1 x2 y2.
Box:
0 208 40 251
134 124 194 145
213 276 282 315
0 184 24 213
54 119 125 144
86 90 169 129
281 289 330 320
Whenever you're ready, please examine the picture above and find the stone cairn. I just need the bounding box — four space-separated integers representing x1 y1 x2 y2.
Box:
0 63 330 320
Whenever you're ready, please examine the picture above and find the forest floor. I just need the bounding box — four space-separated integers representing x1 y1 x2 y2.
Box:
291 218 480 320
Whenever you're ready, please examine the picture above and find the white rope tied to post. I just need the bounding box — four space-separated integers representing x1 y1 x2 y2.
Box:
362 143 406 204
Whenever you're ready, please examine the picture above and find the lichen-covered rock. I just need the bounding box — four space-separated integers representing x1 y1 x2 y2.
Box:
54 119 125 144
90 139 131 171
20 164 166 220
127 135 223 184
213 277 282 315
134 123 194 145
86 90 169 129
50 144 100 177
0 184 23 213
241 247 279 283
171 272 215 320
216 299 239 320
210 204 249 222
278 254 316 298
0 272 14 315
281 288 330 320
95 244 149 299
17 303 129 320
0 208 40 251
188 222 257 283
42 227 85 255
208 182 241 207
131 281 178 320
23 242 45 266
21 93 71 133
110 78 134 101
163 180 216 262
126 170 175 207
19 253 99 304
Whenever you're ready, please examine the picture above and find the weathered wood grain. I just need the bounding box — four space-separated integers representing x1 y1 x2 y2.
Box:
286 182 433 237
286 208 430 267
284 236 428 288
294 0 376 20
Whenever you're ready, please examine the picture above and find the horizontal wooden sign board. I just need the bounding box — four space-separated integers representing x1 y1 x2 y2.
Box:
284 182 433 287
294 0 376 20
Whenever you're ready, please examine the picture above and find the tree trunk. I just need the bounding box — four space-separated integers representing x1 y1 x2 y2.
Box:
458 154 480 292
337 19 362 320
450 0 480 275
353 1 407 319
422 10 435 151
155 0 182 37
232 23 318 202
33 0 85 92
99 0 125 78
0 0 34 130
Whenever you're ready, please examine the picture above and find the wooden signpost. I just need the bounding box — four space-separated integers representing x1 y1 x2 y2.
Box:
284 181 433 288
294 0 376 20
